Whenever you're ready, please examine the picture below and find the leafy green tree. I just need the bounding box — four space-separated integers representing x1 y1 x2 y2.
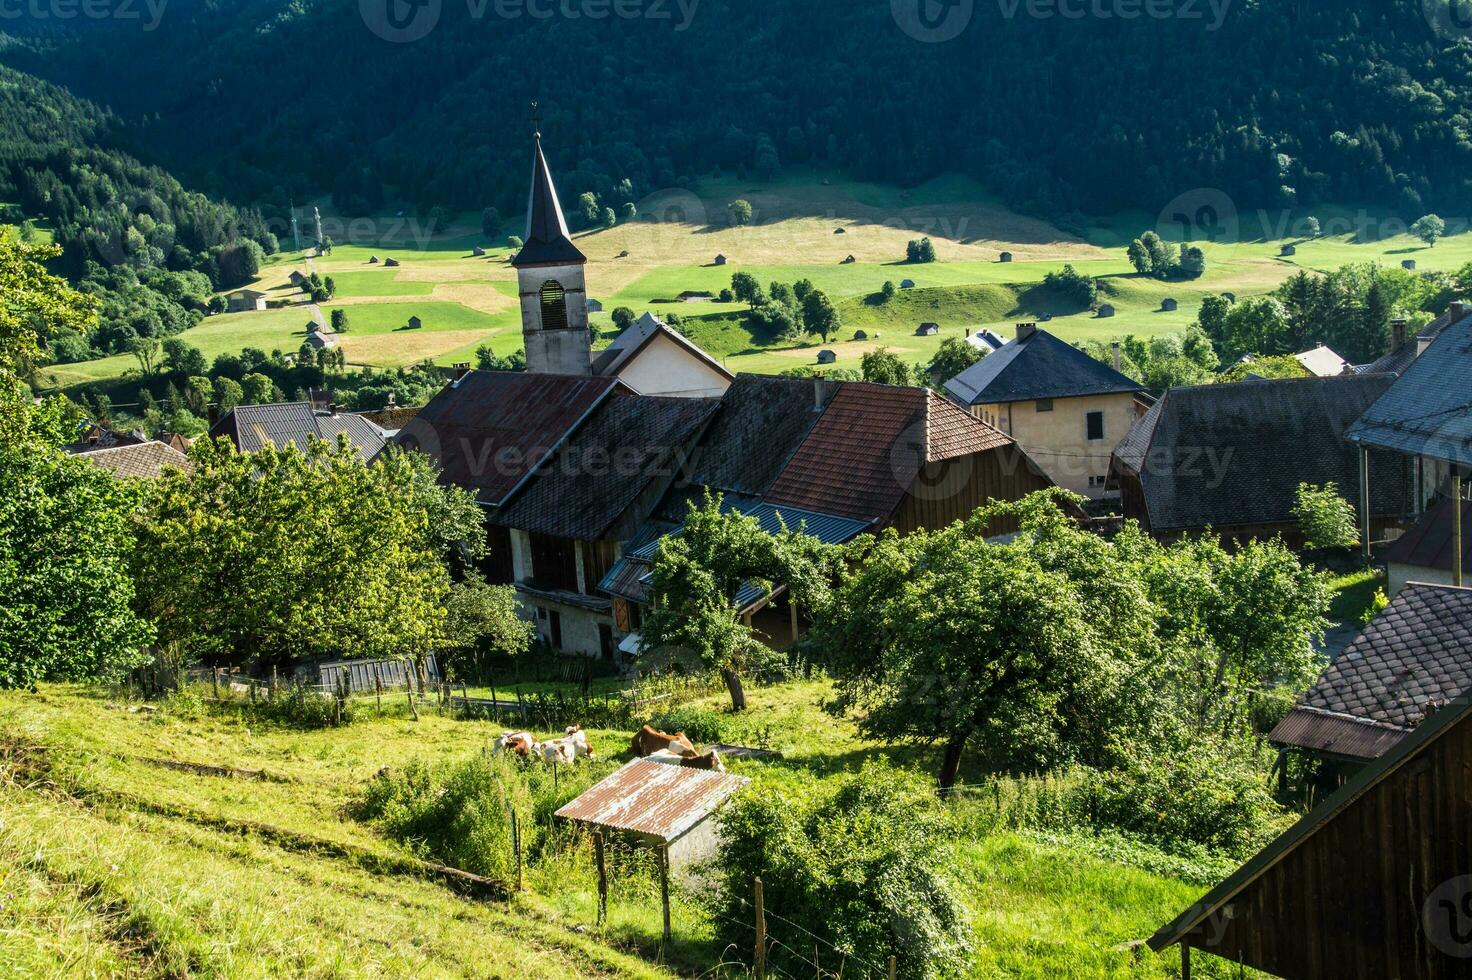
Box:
619 201 637 222
727 199 753 226
1218 353 1310 382
133 439 481 670
577 192 600 227
611 306 635 331
906 237 937 263
1126 238 1152 275
881 279 897 301
127 333 162 377
0 238 152 689
162 337 207 376
213 376 243 413
641 493 840 711
507 235 523 251
331 308 349 333
442 572 535 681
730 271 763 310
1294 482 1359 549
1411 213 1446 247
1304 216 1321 238
241 372 275 404
1043 264 1098 307
801 288 840 343
1178 244 1206 278
792 278 814 302
860 346 912 386
926 336 982 383
480 207 502 239
1218 296 1290 358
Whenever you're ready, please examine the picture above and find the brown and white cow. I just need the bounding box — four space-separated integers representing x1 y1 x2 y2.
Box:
646 747 726 772
559 725 595 759
630 724 695 758
492 731 538 757
537 726 595 764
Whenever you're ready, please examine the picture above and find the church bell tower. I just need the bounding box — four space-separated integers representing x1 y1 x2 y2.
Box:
512 129 591 375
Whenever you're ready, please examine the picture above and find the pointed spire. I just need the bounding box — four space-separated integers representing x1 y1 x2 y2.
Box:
511 130 586 268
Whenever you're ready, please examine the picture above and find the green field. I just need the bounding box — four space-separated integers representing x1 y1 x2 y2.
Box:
0 679 1247 977
45 174 1472 390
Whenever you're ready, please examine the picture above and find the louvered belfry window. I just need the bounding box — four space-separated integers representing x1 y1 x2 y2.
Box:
539 279 569 331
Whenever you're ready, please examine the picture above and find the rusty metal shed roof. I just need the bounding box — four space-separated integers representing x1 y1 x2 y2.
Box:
555 759 749 842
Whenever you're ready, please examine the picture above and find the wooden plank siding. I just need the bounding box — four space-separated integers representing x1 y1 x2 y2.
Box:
889 444 1055 537
1184 703 1472 978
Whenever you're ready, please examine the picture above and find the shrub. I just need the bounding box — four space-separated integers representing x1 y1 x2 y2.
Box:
1071 740 1284 859
254 684 350 729
649 706 728 745
1294 481 1359 549
713 766 970 980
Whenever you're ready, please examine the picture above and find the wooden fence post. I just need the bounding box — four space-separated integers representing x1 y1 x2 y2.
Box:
659 844 671 946
462 682 470 718
888 954 897 980
594 831 608 925
374 664 383 710
212 668 220 699
754 877 766 979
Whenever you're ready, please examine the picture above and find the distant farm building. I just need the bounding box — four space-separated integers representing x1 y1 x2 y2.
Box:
384 257 400 267
916 322 940 337
1221 291 1236 302
900 279 915 289
226 289 267 313
406 315 423 330
834 227 846 234
677 291 714 302
999 251 1013 263
853 330 868 341
816 349 837 364
587 298 603 312
472 246 486 257
841 255 856 264
713 254 727 266
1280 243 1296 256
1096 304 1115 318
368 255 380 264
288 271 309 288
1161 298 1178 312
1403 259 1417 270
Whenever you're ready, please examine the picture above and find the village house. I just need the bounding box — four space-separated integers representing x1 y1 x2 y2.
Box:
1294 343 1353 377
226 288 268 313
1110 374 1414 543
945 323 1147 497
592 312 732 399
1382 497 1472 594
964 328 1006 354
916 322 939 337
76 440 192 480
209 401 387 462
288 270 309 288
1269 583 1472 767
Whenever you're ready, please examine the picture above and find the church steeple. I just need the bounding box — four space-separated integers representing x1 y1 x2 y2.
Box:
512 124 592 375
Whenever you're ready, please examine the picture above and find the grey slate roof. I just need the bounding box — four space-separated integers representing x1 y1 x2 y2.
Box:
943 327 1145 406
1112 374 1413 532
79 441 193 479
210 402 386 461
1359 304 1466 376
1346 310 1472 468
511 135 586 268
1268 584 1472 760
492 394 720 541
680 375 838 497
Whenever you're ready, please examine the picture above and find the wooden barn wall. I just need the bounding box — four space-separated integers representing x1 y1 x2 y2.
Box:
890 445 1054 536
1188 710 1472 979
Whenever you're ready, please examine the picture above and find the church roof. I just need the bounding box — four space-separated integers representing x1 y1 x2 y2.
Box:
511 135 586 269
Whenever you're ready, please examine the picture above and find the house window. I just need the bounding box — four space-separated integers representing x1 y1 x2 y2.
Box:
1089 474 1108 488
1036 399 1054 413
528 532 579 592
1086 411 1105 441
539 279 569 331
548 611 563 650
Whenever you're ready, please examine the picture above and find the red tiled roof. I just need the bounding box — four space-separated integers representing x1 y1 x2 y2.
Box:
764 383 1012 523
1382 496 1472 576
401 372 619 506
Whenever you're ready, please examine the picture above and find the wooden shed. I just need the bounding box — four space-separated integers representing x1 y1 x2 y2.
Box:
1404 259 1418 271
713 254 727 266
472 246 486 257
1096 304 1115 317
406 315 423 330
1150 689 1472 978
384 257 400 267
816 349 837 364
1161 298 1178 312
900 279 915 289
916 322 940 336
1281 243 1297 256
999 251 1013 262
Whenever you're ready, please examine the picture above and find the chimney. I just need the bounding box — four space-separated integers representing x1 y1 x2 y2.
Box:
327 402 339 416
452 362 471 383
1111 341 1122 373
813 375 826 413
1391 318 1408 351
386 391 397 408
1016 322 1037 341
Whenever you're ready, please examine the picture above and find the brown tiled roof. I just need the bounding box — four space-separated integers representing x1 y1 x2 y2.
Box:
79 441 193 480
400 372 619 506
1382 496 1472 577
764 383 1013 523
682 375 838 498
1269 583 1472 759
358 405 422 431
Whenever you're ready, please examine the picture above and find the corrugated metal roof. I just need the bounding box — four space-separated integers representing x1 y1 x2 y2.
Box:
555 758 749 842
1268 706 1408 761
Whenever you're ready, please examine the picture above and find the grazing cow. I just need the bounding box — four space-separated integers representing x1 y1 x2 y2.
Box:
630 724 695 758
647 747 726 773
492 731 538 757
559 726 595 759
537 739 577 765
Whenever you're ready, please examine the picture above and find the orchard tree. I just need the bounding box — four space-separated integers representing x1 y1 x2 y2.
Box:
577 192 600 227
162 337 207 376
132 439 483 671
926 336 982 383
727 199 753 226
641 493 840 711
801 288 840 343
861 347 912 386
730 271 764 310
442 572 535 682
